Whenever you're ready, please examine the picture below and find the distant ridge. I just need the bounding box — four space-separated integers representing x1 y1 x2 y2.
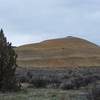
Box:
17 36 98 50
15 36 100 68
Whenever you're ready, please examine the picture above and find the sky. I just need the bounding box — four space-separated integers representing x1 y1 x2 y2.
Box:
0 0 100 46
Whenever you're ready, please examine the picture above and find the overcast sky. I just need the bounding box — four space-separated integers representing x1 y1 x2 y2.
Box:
0 0 100 46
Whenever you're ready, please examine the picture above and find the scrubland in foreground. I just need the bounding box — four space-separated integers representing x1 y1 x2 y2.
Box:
16 67 100 89
12 67 100 100
0 67 100 100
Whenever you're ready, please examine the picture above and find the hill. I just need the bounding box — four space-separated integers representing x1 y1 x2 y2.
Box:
15 36 100 68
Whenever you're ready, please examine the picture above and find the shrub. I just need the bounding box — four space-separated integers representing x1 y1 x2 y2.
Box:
60 80 75 90
30 77 49 88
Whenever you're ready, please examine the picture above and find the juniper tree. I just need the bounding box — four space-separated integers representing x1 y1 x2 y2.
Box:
0 29 20 91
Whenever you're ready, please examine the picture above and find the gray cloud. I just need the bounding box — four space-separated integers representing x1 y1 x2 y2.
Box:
0 0 100 46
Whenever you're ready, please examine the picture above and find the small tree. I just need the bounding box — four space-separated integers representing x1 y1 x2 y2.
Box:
0 29 20 91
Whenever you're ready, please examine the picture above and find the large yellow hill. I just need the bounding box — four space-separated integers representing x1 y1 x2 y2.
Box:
15 36 100 68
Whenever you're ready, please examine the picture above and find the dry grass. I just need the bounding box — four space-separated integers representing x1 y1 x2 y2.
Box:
15 36 100 68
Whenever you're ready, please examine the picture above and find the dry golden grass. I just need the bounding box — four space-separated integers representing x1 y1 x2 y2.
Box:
15 36 100 68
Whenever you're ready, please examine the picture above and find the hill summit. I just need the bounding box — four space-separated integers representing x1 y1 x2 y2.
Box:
15 36 100 68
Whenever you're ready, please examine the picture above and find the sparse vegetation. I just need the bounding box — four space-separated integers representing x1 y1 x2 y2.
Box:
16 67 100 90
15 36 100 68
15 67 100 100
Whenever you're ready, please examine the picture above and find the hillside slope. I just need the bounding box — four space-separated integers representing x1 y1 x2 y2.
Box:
15 36 100 68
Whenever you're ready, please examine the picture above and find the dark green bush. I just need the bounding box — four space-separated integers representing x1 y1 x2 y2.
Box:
30 77 49 88
0 29 20 91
